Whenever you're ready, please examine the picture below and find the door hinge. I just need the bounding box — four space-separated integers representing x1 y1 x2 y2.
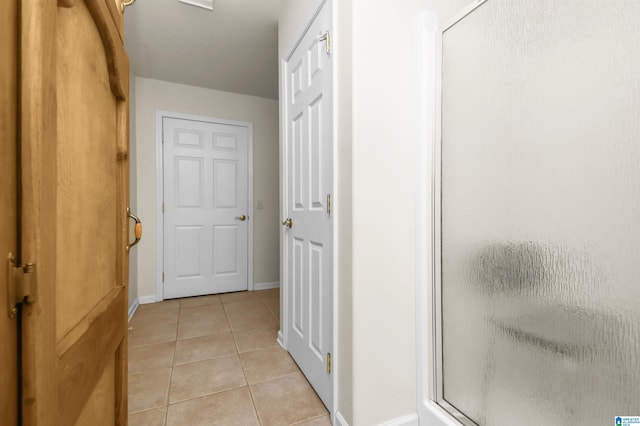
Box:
6 253 37 319
319 31 331 55
327 194 331 215
327 352 331 374
162 272 165 282
162 203 165 213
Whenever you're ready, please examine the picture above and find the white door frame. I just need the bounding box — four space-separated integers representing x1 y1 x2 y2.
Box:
416 5 482 426
278 0 337 417
156 110 254 301
416 6 462 426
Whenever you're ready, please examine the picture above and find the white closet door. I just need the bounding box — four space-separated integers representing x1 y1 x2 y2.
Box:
163 117 249 299
283 2 334 411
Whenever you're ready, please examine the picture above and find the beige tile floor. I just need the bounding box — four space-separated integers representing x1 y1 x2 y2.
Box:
128 289 330 426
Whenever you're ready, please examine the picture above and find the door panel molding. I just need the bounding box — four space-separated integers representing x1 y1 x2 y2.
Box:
155 110 254 301
57 287 125 426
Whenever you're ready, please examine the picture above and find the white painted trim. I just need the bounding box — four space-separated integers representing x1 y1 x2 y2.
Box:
335 411 349 426
253 281 280 291
155 110 254 301
328 0 339 422
278 54 287 351
277 330 285 350
416 10 465 426
128 298 140 322
138 295 158 305
377 414 419 426
247 124 255 292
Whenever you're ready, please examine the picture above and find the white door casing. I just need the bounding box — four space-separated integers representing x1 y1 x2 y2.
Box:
417 9 465 426
282 1 334 411
163 116 251 299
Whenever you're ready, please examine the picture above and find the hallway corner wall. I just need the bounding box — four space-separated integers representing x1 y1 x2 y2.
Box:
133 77 280 301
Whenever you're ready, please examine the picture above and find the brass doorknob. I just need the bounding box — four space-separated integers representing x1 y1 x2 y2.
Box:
126 207 142 251
235 215 247 221
282 218 293 228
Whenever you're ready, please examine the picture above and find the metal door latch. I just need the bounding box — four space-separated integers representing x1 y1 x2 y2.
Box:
318 31 331 55
6 253 37 319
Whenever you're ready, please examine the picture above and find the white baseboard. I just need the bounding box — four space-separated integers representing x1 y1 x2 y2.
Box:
128 298 139 322
253 281 280 291
138 295 159 305
333 411 416 426
335 411 349 426
277 330 285 349
378 414 419 426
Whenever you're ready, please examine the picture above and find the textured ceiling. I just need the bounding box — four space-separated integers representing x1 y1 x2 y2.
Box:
124 0 285 99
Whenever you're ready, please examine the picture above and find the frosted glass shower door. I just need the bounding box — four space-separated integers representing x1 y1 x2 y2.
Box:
439 1 640 425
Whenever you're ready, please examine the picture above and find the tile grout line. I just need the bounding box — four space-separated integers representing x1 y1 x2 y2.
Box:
164 298 182 426
129 292 286 424
226 300 263 426
288 413 331 426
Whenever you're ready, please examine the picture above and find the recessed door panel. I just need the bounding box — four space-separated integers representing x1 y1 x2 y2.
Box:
213 160 238 208
309 95 324 210
309 242 323 359
56 1 118 341
175 226 203 278
308 41 323 82
291 60 304 104
293 237 305 337
175 129 203 149
176 157 203 208
213 133 237 151
293 113 305 210
213 226 238 276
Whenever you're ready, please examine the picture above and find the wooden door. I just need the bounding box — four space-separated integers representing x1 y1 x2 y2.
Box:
283 1 334 410
163 116 250 299
21 0 130 425
0 0 19 423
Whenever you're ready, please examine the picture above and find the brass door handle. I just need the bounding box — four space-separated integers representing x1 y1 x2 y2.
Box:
120 0 136 13
126 207 142 251
282 218 293 228
235 215 247 221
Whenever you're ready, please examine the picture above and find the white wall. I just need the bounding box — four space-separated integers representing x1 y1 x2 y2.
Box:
128 73 138 311
133 77 280 300
351 3 474 424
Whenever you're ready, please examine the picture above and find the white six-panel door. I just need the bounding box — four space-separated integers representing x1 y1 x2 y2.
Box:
283 2 333 411
163 117 250 299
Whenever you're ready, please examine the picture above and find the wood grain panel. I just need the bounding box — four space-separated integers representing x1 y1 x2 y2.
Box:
20 0 59 422
85 0 129 99
74 355 116 426
0 0 19 423
56 0 118 341
58 0 76 8
57 286 124 426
